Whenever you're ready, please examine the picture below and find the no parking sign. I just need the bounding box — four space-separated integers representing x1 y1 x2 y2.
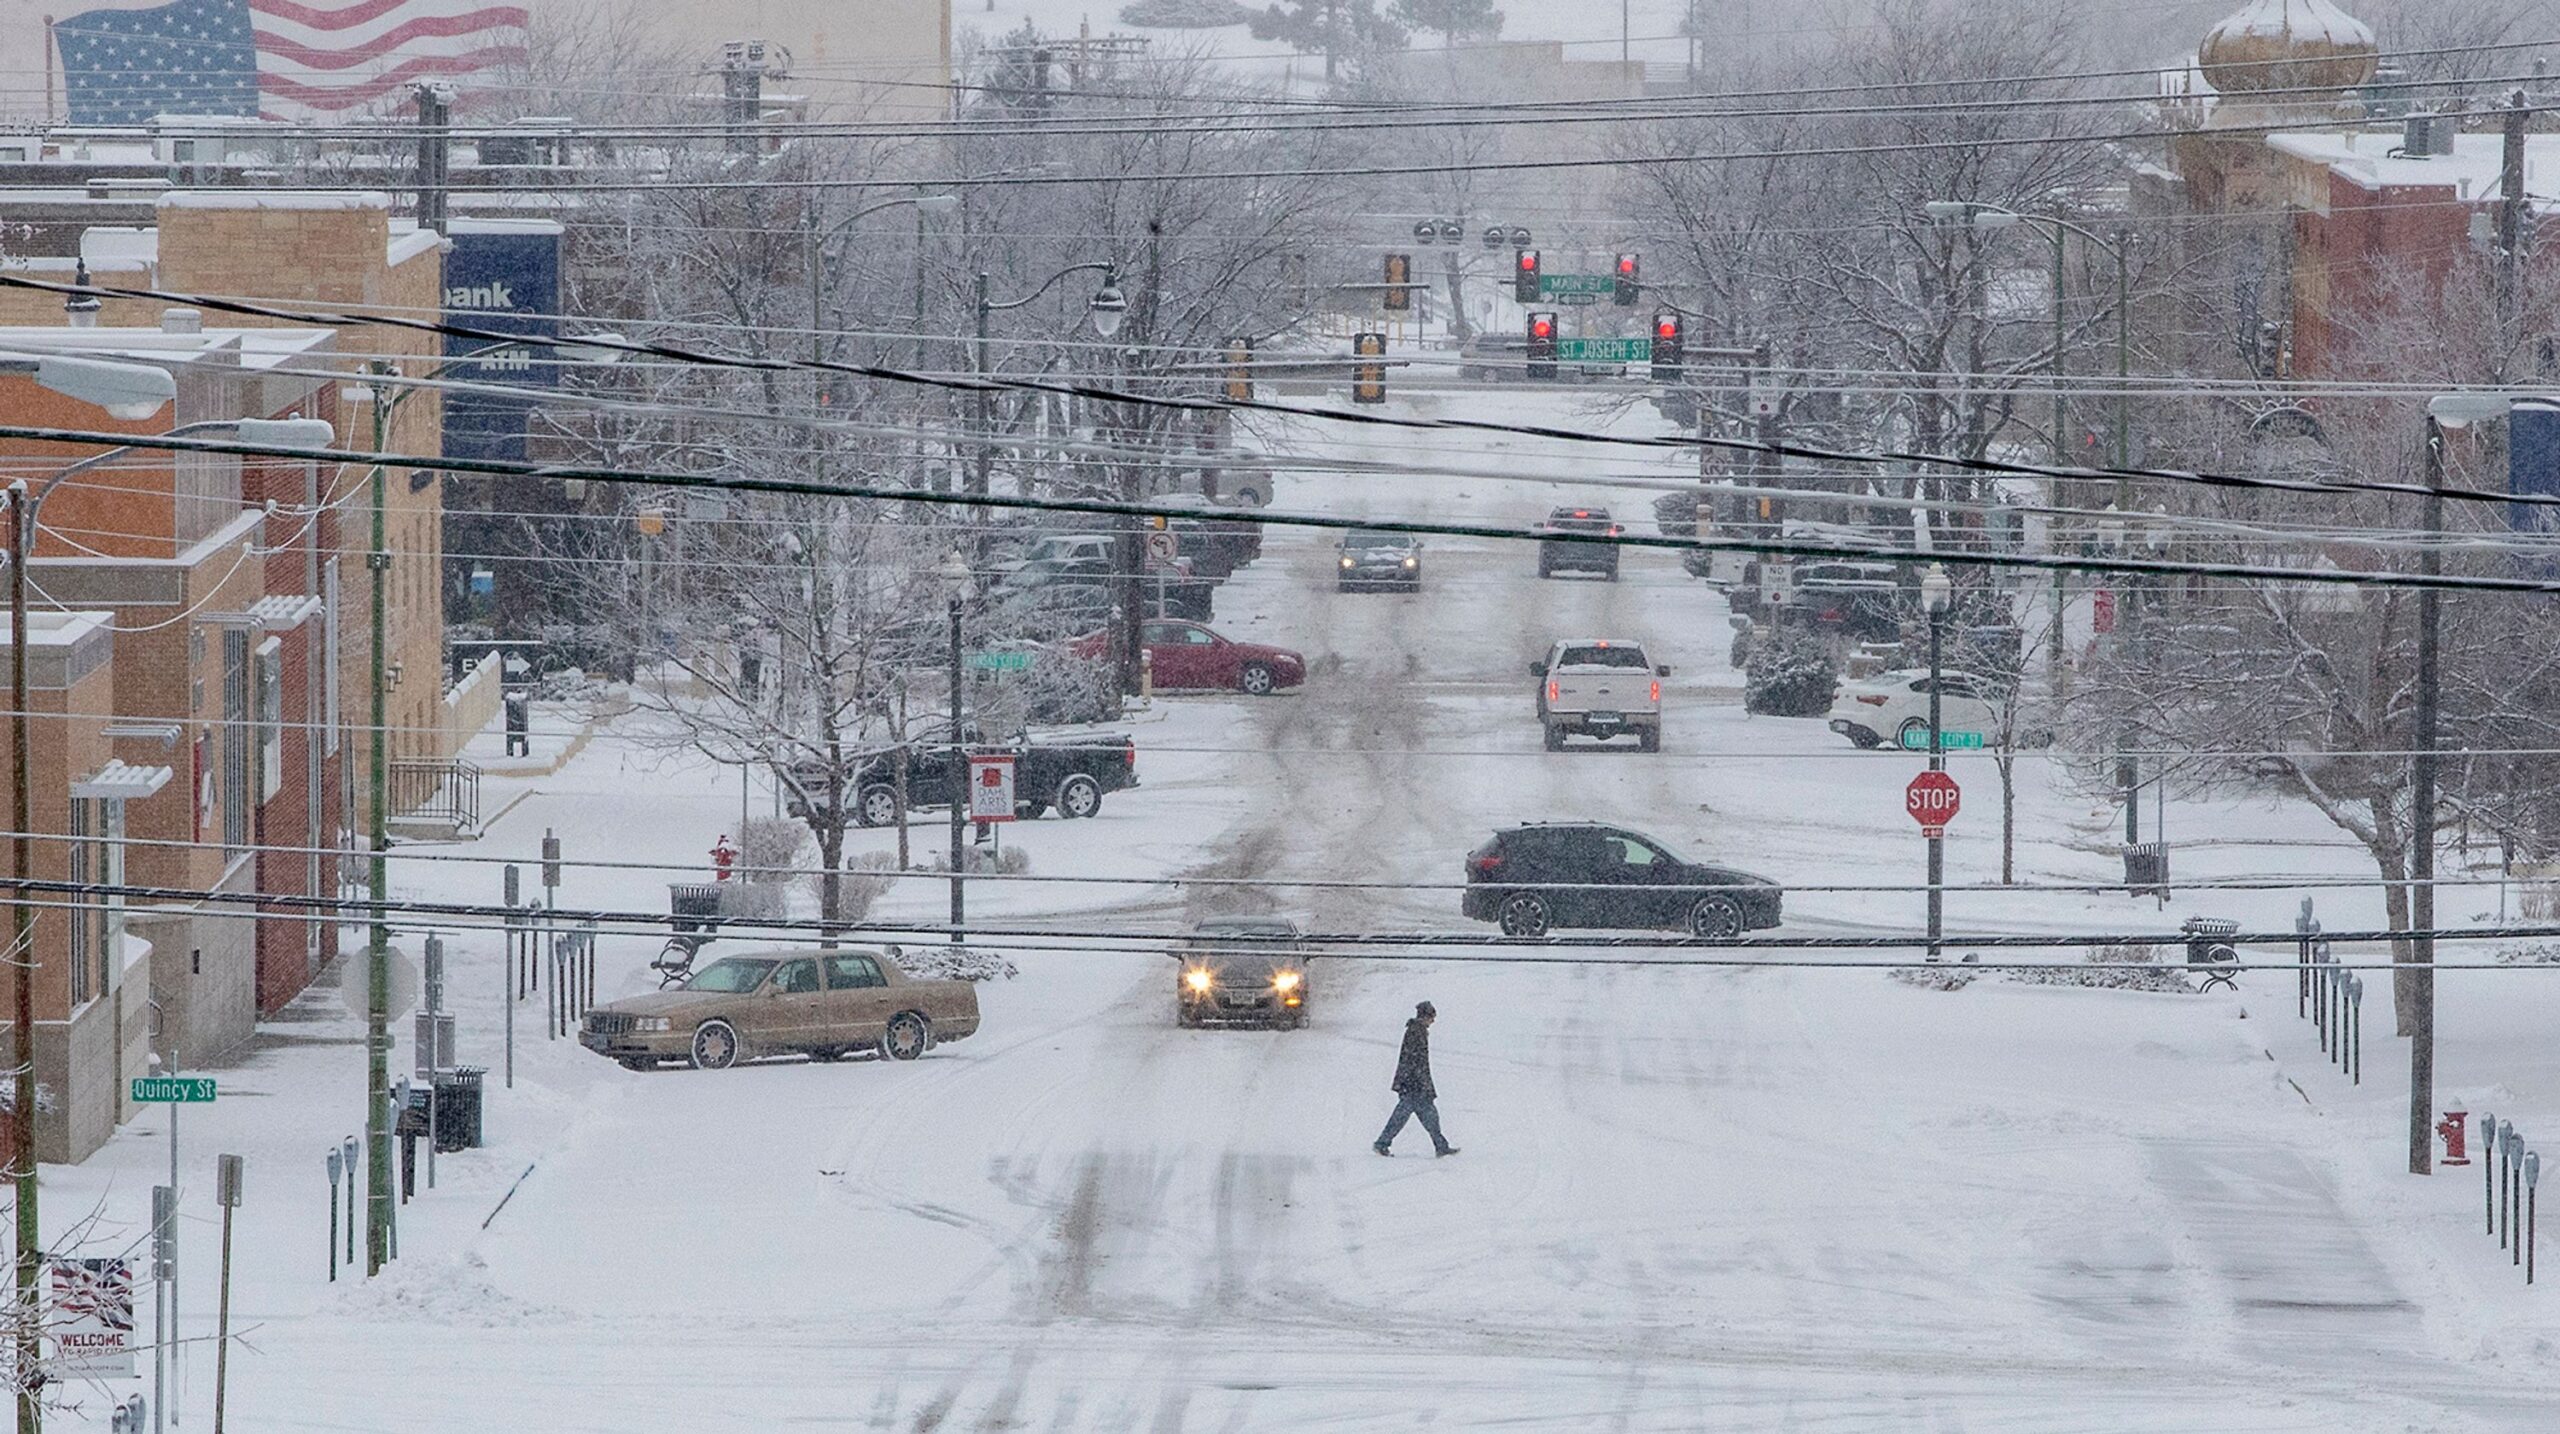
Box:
967 754 1018 823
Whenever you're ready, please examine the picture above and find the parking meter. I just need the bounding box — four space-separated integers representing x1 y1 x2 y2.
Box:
327 1147 342 1186
2530 1151 2543 1190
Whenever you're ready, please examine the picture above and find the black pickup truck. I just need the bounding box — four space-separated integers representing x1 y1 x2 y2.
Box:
787 724 1140 829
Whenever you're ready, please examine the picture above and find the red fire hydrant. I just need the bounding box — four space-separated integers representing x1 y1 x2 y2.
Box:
2438 1110 2472 1166
710 834 738 883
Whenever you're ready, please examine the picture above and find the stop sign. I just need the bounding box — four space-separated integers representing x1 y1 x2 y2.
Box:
1906 771 1961 836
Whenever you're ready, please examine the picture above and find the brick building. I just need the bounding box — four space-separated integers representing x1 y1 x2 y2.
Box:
0 319 347 1104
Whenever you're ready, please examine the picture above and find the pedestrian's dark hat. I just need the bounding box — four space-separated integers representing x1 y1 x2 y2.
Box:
1415 1000 1436 1018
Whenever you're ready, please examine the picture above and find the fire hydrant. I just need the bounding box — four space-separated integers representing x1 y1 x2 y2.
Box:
2438 1110 2472 1166
710 834 738 883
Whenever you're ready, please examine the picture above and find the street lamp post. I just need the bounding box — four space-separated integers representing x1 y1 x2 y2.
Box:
1922 563 1952 963
973 260 1126 504
935 550 973 944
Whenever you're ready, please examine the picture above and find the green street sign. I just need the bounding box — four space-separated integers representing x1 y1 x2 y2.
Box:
1899 729 1986 751
130 1077 216 1103
1550 293 1602 307
966 651 1033 672
1556 337 1653 364
1539 273 1616 297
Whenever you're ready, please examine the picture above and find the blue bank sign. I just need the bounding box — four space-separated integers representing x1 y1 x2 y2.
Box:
442 219 563 463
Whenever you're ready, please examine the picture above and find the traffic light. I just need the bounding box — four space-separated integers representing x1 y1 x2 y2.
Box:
1383 252 1413 312
1650 310 1684 382
1352 331 1387 404
1614 253 1640 306
1525 312 1557 380
1223 337 1252 401
1514 248 1541 303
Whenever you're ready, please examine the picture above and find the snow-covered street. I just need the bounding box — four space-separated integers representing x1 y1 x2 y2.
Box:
26 394 2560 1431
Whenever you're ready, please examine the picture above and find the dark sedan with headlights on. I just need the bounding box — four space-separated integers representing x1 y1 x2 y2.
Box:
1173 916 1310 1028
1337 528 1423 591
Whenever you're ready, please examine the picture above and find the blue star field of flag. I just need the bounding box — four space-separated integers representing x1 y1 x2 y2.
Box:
57 0 262 126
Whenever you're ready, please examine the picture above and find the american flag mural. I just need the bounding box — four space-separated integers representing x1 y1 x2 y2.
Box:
52 0 529 125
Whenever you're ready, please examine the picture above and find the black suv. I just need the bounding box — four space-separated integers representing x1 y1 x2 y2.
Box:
1462 824 1782 939
1536 506 1620 580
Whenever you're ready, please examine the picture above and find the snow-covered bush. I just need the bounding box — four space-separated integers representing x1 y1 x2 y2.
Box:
1744 625 1838 717
2003 942 2191 992
927 844 1033 876
2496 940 2560 965
887 943 1019 982
835 852 899 923
1119 0 1255 25
737 818 805 882
1889 958 1977 991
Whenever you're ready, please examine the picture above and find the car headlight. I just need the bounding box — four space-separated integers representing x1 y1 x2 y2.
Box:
636 1017 672 1033
1272 970 1302 992
1184 969 1214 992
1340 556 1356 568
1401 557 1417 568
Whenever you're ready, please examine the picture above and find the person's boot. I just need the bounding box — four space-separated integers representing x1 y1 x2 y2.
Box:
1372 1143 1392 1157
1435 1146 1459 1157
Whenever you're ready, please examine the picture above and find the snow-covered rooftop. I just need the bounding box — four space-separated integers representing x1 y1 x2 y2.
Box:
2266 129 2560 206
0 324 333 372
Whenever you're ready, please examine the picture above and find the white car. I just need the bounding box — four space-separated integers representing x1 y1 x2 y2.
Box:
1827 669 2004 750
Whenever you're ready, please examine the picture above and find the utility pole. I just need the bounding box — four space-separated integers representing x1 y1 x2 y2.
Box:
364 365 394 1274
947 589 965 944
411 83 451 233
721 40 771 156
2411 417 2447 1175
8 483 39 1434
2498 88 2528 339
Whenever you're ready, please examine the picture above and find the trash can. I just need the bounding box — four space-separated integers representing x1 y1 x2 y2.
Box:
430 1066 486 1153
2123 842 2169 897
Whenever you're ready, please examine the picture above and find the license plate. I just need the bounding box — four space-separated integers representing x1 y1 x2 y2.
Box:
1587 712 1622 725
1220 993 1267 1008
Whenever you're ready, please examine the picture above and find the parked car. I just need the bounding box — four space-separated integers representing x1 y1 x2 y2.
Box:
1171 916 1309 1028
994 553 1212 622
1462 823 1783 939
1826 668 2005 750
1337 528 1423 591
1537 505 1621 580
1532 638 1669 752
578 947 981 1070
785 724 1140 828
1070 619 1305 695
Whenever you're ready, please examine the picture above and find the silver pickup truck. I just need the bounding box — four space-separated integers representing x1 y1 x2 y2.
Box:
1532 638 1669 752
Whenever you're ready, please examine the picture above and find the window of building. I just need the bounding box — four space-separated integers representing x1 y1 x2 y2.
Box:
65 798 107 1007
257 638 283 803
222 628 251 856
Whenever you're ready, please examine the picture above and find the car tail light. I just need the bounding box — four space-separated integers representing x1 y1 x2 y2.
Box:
1650 679 1660 703
1547 679 1560 702
1124 743 1137 767
1856 694 1887 706
1469 853 1502 875
1608 524 1622 537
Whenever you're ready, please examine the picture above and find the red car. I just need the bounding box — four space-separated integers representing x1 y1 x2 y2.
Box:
1071 620 1306 695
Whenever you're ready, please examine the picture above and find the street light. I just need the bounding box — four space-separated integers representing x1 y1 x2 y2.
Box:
936 549 974 946
7 396 328 1424
971 261 1128 503
1924 200 2132 473
1921 562 1953 964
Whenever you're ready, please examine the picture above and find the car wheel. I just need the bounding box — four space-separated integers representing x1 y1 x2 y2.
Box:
1689 895 1745 940
1543 724 1565 752
1639 727 1661 753
690 1019 741 1070
1896 717 1929 749
1845 725 1881 750
882 1011 931 1061
1498 892 1552 937
1176 1002 1202 1029
1056 773 1102 818
855 784 900 829
1239 663 1276 696
617 1057 655 1072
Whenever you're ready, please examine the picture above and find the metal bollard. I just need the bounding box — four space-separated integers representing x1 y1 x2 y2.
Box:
2486 1112 2500 1235
2527 1152 2542 1285
325 1146 342 1282
2346 975 2361 1084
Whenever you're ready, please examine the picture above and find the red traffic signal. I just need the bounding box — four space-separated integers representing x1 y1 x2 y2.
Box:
1525 311 1558 379
1613 253 1639 306
1514 248 1541 302
1352 330 1387 404
1383 252 1413 312
1649 309 1684 382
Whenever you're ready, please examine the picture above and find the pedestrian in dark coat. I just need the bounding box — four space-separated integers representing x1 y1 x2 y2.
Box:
1374 1001 1457 1157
